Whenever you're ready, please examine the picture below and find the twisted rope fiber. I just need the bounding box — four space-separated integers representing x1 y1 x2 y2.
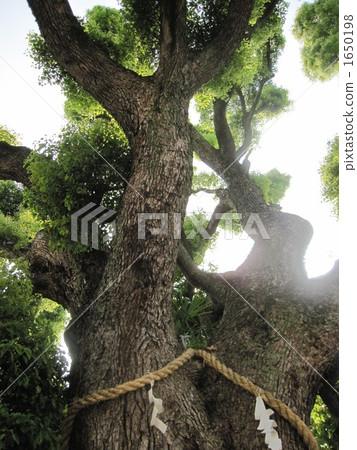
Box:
61 349 318 450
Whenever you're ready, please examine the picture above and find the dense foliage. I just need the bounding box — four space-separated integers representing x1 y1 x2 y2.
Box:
311 394 339 449
293 0 338 81
25 119 131 252
0 181 23 217
0 260 68 449
0 125 20 146
0 126 67 448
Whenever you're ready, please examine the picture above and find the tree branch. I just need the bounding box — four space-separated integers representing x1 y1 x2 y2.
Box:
235 77 271 160
189 124 266 218
186 0 281 94
190 123 316 282
189 124 227 173
266 38 273 74
27 0 145 137
0 228 81 311
191 197 234 256
245 0 281 40
28 231 107 314
250 78 270 115
0 141 31 186
203 198 234 240
177 243 225 305
235 86 247 116
213 98 236 159
28 232 81 311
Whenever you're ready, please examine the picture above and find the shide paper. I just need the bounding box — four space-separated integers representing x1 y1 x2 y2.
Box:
148 381 168 434
255 395 282 450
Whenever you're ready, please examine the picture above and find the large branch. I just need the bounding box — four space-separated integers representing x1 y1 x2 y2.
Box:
190 124 316 282
177 243 226 305
28 232 82 311
157 0 188 75
189 124 266 218
28 232 107 314
189 124 227 173
0 141 31 186
213 98 236 160
0 227 82 311
27 0 145 137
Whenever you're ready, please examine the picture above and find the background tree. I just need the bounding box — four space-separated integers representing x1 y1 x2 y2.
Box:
319 136 339 219
293 0 339 81
0 1 338 449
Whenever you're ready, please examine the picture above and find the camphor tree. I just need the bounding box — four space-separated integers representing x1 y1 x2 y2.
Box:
0 1 338 449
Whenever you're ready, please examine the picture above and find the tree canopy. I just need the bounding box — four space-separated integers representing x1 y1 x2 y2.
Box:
293 0 339 81
25 4 291 254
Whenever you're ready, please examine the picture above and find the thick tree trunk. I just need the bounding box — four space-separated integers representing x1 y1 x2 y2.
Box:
0 109 338 450
201 267 338 449
177 201 338 448
64 98 224 449
64 139 338 449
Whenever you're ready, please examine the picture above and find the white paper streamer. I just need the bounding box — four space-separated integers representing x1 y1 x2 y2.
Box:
254 396 282 450
148 381 168 434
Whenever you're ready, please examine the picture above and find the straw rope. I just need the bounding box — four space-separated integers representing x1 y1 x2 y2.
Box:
61 348 318 450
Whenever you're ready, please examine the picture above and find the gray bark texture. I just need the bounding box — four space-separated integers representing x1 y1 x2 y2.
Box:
0 1 338 448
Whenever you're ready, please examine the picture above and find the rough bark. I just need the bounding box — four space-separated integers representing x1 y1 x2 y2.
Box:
64 100 228 448
2 1 339 448
0 141 31 186
201 270 338 448
28 231 106 314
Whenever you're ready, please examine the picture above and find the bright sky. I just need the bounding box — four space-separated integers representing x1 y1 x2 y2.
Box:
0 0 338 278
190 1 339 277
